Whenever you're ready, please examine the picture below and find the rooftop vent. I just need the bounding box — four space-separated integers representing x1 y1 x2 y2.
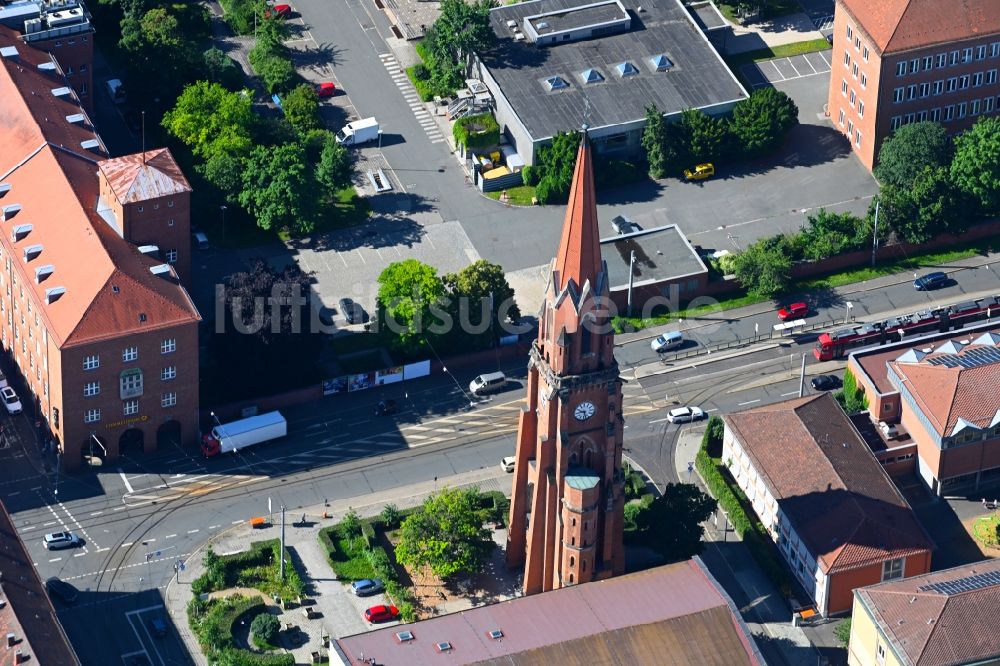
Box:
138 313 147 322
580 68 604 84
650 54 673 71
436 642 453 652
138 245 160 256
44 286 66 304
81 138 101 151
66 113 85 124
616 61 639 77
0 46 18 60
34 264 54 283
11 224 32 242
150 264 172 278
544 75 568 91
1 203 21 221
395 630 415 642
38 61 56 72
23 244 42 261
513 31 526 42
0 184 9 198
506 19 517 29
112 285 119 294
51 86 72 98
488 630 504 640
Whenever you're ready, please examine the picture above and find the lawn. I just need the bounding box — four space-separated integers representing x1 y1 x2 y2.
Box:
486 185 536 206
972 513 1000 548
613 292 767 333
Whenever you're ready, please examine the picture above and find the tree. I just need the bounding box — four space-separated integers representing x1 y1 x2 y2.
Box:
951 116 1000 213
443 259 520 342
197 152 243 203
282 83 321 134
394 487 495 578
203 47 244 90
835 370 868 414
379 504 401 529
315 132 352 197
681 108 730 163
377 259 446 344
635 483 716 562
250 613 280 645
731 236 793 297
239 142 317 233
253 51 299 94
729 87 799 157
880 167 969 243
522 131 579 204
874 121 953 188
641 105 670 178
797 209 872 260
163 81 254 161
425 0 496 78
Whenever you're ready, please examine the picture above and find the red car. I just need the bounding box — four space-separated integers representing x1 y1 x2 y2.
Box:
267 3 292 18
315 82 336 98
777 302 808 321
364 605 399 623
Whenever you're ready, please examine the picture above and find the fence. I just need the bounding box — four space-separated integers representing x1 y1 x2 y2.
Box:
660 318 838 363
322 360 431 396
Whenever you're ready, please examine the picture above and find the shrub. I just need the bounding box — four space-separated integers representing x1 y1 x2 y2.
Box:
453 113 500 149
834 618 852 647
398 601 416 623
835 370 869 414
623 502 642 530
250 613 280 645
220 0 263 34
379 504 401 528
625 471 646 500
701 415 725 457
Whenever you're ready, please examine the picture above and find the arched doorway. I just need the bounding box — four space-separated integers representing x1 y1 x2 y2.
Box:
157 420 182 452
119 428 144 456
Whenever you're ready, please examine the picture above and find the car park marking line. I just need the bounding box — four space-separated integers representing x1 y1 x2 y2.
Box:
786 58 801 76
767 60 787 81
90 511 103 516
801 56 818 74
232 520 243 525
209 525 220 530
126 606 167 666
22 525 35 531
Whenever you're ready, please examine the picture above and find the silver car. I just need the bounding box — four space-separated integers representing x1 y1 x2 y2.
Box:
666 406 705 424
43 532 82 550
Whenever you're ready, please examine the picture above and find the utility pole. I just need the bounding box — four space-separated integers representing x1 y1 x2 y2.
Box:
871 198 880 268
626 250 636 318
798 353 806 397
280 506 286 580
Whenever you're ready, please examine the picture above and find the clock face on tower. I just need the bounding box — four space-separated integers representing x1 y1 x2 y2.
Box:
574 401 596 421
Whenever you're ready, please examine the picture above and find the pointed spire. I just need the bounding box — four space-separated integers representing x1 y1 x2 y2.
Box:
553 129 602 296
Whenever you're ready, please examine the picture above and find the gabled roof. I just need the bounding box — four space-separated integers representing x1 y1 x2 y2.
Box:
725 393 932 574
97 148 192 203
841 0 1000 54
856 558 1000 665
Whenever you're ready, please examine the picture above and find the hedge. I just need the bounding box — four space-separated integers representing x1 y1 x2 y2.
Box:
192 540 305 600
453 113 500 150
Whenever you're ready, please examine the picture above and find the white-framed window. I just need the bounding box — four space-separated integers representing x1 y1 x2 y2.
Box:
958 101 967 118
168 200 175 208
986 97 995 113
852 62 859 78
846 25 852 40
882 558 905 581
910 58 919 73
80 82 87 95
896 61 906 76
124 399 139 416
161 366 177 381
858 101 865 118
161 338 176 354
934 80 944 95
893 87 904 103
168 219 175 227
137 205 143 212
847 119 854 135
122 346 138 362
84 354 99 370
863 46 869 62
891 116 902 130
855 36 861 51
166 249 178 263
919 82 930 97
950 50 960 66
960 74 970 89
988 69 998 85
84 381 100 397
922 55 933 70
80 64 87 73
973 72 984 87
844 51 850 66
842 79 849 95
161 392 177 408
84 409 101 423
838 109 845 126
993 42 1000 58
945 105 955 121
918 110 928 122
907 84 917 100
976 45 987 60
860 72 867 88
963 47 973 63
947 77 958 92
972 99 981 115
153 203 159 210
905 112 915 124
849 89 856 106
937 53 947 68
877 641 887 665
121 372 143 396
855 130 862 148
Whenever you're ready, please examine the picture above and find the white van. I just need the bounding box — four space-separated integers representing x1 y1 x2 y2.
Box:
651 330 683 353
470 371 506 396
105 78 126 104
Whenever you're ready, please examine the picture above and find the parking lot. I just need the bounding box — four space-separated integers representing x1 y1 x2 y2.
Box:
741 51 833 89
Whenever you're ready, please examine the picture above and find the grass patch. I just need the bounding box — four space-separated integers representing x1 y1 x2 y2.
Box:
277 187 370 241
725 38 832 71
486 184 536 206
613 292 766 333
798 246 980 290
972 513 1000 548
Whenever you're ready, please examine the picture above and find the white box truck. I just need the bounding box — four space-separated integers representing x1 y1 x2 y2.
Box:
200 411 287 457
336 117 379 146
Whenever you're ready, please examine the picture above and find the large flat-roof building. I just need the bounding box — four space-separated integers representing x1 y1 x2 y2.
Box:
1 24 200 469
828 0 1000 170
475 0 747 165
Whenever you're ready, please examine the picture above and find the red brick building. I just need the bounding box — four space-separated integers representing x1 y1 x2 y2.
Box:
723 393 933 616
1 24 200 470
828 0 1000 170
506 133 626 594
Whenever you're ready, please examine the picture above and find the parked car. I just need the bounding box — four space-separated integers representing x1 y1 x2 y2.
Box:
339 298 367 325
651 331 683 353
148 615 168 637
810 375 841 391
351 579 385 597
1 386 22 414
267 3 292 18
610 215 641 235
315 82 336 98
913 271 948 291
666 406 705 423
43 532 82 551
879 421 900 439
501 456 515 473
45 578 79 604
364 604 399 623
777 302 808 321
469 371 506 396
193 231 210 250
683 163 714 181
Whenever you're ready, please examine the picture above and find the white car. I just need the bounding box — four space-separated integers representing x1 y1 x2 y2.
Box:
650 331 683 353
43 532 82 550
666 406 705 424
1 386 22 414
501 456 515 473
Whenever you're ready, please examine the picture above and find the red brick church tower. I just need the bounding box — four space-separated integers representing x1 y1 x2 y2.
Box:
506 131 626 595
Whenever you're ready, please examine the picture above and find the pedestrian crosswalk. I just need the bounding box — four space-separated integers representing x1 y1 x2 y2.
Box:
379 53 447 144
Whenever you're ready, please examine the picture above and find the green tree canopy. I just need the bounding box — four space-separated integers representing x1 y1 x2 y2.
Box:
238 142 317 233
250 613 280 644
377 259 446 343
796 209 872 261
681 108 730 164
425 0 496 69
444 259 520 338
951 116 1000 213
314 132 353 198
879 166 969 244
282 83 321 134
635 483 716 561
522 131 579 204
203 47 244 90
732 236 793 298
163 81 254 161
729 88 799 157
873 121 953 188
641 105 670 178
394 487 495 578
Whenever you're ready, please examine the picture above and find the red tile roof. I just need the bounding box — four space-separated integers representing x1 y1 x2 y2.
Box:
97 149 192 203
855 558 1000 665
552 132 603 299
840 0 1000 54
0 27 199 348
725 393 932 574
336 559 764 666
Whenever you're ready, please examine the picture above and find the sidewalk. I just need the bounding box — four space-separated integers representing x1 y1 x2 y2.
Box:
165 466 510 665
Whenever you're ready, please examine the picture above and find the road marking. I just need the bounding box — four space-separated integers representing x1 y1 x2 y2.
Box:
90 511 103 516
43 521 57 527
649 417 673 424
113 506 126 511
49 557 62 562
209 525 220 530
74 552 86 557
232 520 243 525
787 57 801 76
118 469 134 493
145 538 156 543
187 529 199 534
8 491 19 497
165 534 177 539
802 56 818 74
22 525 35 531
738 399 761 406
781 391 800 397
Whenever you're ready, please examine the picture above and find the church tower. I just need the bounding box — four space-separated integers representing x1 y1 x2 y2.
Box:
506 131 626 594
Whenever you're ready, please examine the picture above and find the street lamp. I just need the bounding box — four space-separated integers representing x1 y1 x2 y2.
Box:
845 301 854 324
220 205 227 243
377 129 383 150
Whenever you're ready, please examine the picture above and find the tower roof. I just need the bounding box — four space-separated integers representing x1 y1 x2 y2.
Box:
97 148 192 204
553 132 602 296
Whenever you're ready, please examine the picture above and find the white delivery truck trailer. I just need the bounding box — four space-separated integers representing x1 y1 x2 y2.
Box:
335 117 379 146
200 411 287 457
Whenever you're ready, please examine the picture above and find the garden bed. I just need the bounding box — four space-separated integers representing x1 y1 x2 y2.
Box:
191 540 306 601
